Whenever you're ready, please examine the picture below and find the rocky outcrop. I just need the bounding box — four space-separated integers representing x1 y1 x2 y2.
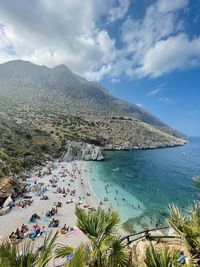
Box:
62 141 104 162
131 234 190 266
0 177 25 207
105 138 187 150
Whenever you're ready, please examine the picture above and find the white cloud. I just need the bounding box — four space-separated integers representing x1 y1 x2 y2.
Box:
109 0 130 22
159 97 173 104
147 83 165 97
147 88 161 96
120 0 191 78
0 0 199 81
157 0 188 13
136 34 200 77
121 4 177 58
117 0 200 79
0 0 117 80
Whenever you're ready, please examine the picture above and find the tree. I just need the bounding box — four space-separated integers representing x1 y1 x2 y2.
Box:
56 207 129 267
75 206 129 267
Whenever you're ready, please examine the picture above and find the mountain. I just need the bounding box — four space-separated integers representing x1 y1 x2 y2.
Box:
0 60 183 136
0 60 186 177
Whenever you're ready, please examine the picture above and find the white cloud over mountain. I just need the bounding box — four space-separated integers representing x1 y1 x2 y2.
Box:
0 0 199 81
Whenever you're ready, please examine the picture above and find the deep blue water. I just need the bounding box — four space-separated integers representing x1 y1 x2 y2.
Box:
88 137 200 231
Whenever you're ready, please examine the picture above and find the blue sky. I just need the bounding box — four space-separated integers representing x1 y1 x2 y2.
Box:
0 0 199 135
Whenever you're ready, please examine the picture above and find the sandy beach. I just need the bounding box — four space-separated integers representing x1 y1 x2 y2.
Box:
0 159 99 250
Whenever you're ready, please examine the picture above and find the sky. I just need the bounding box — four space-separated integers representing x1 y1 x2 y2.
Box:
0 0 199 136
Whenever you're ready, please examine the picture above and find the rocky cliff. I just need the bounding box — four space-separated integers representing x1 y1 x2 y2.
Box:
0 177 25 207
62 141 105 161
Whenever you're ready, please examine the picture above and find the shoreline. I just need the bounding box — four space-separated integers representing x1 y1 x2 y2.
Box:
0 159 100 247
0 139 190 244
104 139 188 151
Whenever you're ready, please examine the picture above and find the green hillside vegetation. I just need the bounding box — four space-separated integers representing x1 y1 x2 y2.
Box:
0 60 187 179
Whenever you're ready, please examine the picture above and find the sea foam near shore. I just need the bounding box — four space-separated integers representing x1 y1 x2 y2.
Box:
85 161 146 225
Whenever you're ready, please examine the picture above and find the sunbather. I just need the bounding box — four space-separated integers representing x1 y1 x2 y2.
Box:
30 213 40 222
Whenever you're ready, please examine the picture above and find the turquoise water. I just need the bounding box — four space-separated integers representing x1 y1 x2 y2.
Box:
87 137 200 231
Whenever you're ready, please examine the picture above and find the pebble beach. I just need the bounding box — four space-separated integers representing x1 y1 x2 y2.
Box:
0 159 99 248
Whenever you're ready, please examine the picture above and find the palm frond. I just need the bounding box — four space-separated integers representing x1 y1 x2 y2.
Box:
167 203 200 259
75 206 120 241
55 245 74 259
35 231 58 267
144 244 182 267
107 236 129 267
64 246 85 267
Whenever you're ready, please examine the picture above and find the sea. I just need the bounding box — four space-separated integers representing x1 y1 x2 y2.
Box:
87 137 200 232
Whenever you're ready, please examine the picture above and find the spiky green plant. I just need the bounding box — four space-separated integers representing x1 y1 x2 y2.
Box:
75 206 129 267
144 244 184 267
55 244 74 259
106 236 130 267
0 232 58 267
144 243 195 267
64 246 86 267
168 203 200 261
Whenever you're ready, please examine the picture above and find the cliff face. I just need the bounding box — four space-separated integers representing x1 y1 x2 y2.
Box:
0 177 24 206
62 141 105 161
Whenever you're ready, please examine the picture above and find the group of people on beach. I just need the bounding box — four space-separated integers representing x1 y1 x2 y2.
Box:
16 199 33 208
9 223 46 242
7 161 96 244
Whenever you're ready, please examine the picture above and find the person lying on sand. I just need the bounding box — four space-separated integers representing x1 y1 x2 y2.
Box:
15 228 24 240
57 187 64 194
60 224 75 234
21 223 29 233
16 199 33 208
70 189 76 196
40 195 49 200
28 226 46 240
48 218 59 228
66 198 74 204
60 224 67 234
56 202 62 208
30 213 40 222
46 207 57 217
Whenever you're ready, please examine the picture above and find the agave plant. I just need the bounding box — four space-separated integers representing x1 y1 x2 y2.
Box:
144 244 194 267
167 203 200 262
0 232 57 267
56 206 129 267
